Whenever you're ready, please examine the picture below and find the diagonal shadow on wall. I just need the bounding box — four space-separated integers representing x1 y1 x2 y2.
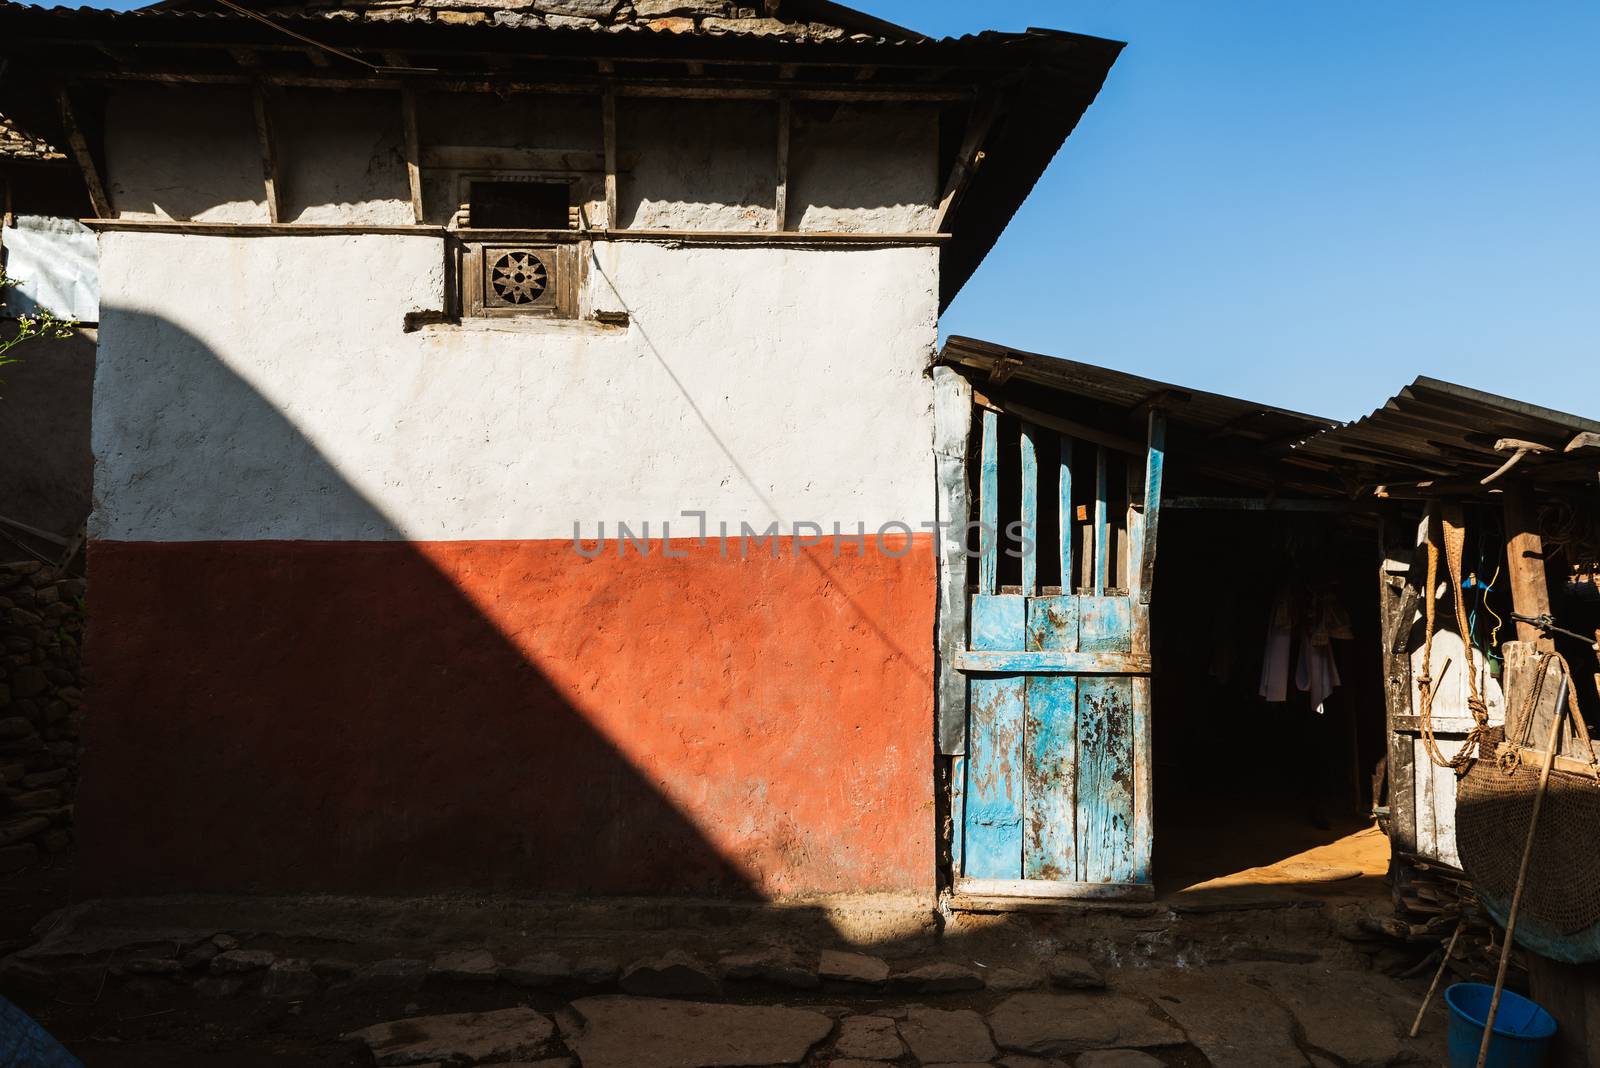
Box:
75 308 937 909
77 309 759 899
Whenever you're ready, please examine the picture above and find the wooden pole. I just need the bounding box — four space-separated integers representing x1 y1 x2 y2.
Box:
1504 482 1552 647
1476 668 1569 1068
1411 917 1466 1038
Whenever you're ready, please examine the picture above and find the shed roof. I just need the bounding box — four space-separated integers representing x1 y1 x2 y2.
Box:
0 111 64 163
0 2 1121 309
941 335 1600 499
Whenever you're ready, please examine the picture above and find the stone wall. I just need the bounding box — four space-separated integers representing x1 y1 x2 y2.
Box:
0 561 82 872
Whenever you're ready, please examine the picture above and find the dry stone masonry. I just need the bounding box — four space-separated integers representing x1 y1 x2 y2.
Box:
0 561 83 873
250 0 897 41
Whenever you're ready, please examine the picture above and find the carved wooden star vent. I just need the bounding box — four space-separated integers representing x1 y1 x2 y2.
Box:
488 250 550 306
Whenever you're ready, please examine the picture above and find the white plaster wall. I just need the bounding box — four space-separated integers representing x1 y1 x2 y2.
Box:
619 99 778 231
107 88 267 223
93 233 938 542
276 90 413 225
105 89 937 232
791 104 938 233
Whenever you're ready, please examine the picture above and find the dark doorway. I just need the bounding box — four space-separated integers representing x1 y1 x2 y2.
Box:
1148 507 1388 894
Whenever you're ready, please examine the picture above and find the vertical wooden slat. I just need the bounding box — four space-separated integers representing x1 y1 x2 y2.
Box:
56 86 110 219
400 88 423 225
1024 674 1076 880
1058 435 1073 591
950 753 966 876
933 368 973 756
1078 675 1136 882
1020 422 1040 595
1131 674 1153 883
1139 411 1165 604
1078 598 1135 883
774 96 790 232
966 595 1027 879
252 84 281 224
1093 446 1109 595
979 408 999 596
602 90 618 228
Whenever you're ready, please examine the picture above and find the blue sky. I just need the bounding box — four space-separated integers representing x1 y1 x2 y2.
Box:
75 0 1600 419
873 1 1600 420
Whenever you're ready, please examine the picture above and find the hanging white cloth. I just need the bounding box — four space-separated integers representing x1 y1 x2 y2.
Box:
1258 587 1293 702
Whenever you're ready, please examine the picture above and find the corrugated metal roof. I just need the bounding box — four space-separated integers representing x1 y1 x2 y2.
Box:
941 335 1338 444
1293 377 1600 489
941 336 1600 497
0 4 1121 312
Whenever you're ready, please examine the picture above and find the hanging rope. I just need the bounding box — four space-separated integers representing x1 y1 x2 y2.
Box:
1417 506 1492 772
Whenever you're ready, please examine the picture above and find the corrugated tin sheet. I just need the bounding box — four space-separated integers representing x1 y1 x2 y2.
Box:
941 335 1338 445
1293 377 1600 489
941 336 1600 495
0 4 1121 312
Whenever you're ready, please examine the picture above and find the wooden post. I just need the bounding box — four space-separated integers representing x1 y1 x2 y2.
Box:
252 85 281 224
1504 481 1553 647
400 89 424 225
602 90 618 229
774 96 790 232
56 86 111 219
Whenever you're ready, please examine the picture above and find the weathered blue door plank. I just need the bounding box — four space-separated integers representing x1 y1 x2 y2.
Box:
1024 673 1077 880
1131 675 1153 883
1078 675 1137 883
1020 422 1040 594
950 753 966 875
1078 596 1133 654
965 594 1026 879
1025 596 1079 654
959 411 1154 899
978 408 999 596
1058 435 1074 589
1139 412 1166 605
1092 446 1109 594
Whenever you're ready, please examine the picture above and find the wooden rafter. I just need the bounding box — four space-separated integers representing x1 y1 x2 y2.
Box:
933 94 998 232
602 89 618 229
774 96 790 232
251 83 281 223
55 85 110 219
78 69 971 103
400 88 423 224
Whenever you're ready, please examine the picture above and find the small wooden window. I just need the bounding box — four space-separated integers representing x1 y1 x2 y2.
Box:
466 181 573 229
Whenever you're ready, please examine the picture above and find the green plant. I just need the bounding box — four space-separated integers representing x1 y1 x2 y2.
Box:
0 262 76 371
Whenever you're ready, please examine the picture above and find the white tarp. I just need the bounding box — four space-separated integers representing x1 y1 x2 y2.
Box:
1 214 98 322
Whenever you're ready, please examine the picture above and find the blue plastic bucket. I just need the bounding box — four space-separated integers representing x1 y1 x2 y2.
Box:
1444 983 1556 1068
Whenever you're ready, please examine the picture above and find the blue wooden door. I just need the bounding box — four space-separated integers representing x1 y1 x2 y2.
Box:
953 408 1164 899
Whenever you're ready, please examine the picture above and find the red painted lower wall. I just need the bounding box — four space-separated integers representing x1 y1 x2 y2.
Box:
77 537 935 898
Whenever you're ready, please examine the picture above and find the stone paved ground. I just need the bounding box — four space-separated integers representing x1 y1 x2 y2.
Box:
10 941 1452 1066
0 857 1455 1066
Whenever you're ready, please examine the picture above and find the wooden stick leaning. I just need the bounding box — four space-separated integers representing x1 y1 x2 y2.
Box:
1475 670 1569 1068
1411 916 1467 1039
